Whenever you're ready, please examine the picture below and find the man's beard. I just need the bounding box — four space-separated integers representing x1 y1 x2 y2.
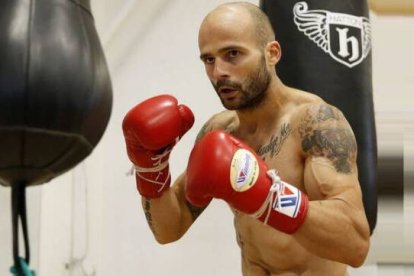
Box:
213 56 271 110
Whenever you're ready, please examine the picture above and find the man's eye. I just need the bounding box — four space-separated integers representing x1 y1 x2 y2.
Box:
204 57 215 64
228 50 239 58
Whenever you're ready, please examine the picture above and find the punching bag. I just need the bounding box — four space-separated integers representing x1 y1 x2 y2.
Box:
0 0 112 273
260 0 377 233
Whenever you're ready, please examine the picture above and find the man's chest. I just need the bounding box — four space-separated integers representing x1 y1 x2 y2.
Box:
238 127 305 190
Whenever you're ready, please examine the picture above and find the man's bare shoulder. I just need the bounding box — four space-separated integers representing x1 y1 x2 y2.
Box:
293 101 349 129
195 110 238 142
291 98 357 174
289 88 346 126
288 87 323 106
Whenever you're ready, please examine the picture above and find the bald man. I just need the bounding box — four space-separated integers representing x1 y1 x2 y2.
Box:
122 2 370 275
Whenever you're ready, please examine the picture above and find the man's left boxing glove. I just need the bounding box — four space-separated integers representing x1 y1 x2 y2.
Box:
186 130 308 234
122 94 194 198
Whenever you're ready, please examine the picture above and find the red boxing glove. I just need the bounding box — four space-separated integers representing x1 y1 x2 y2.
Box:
185 130 308 234
122 94 194 198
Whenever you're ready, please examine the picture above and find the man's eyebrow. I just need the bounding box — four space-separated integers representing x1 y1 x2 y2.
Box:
199 46 242 60
219 45 242 52
199 53 210 60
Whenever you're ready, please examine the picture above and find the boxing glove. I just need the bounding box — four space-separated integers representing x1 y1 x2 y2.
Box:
185 130 308 234
122 94 194 198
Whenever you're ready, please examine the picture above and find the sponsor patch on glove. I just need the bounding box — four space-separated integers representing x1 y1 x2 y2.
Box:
272 182 302 218
230 149 259 192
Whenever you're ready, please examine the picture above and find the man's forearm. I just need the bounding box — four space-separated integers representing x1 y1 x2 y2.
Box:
294 199 370 267
141 189 187 244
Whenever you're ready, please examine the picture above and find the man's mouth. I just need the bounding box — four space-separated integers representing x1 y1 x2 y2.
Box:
219 87 239 99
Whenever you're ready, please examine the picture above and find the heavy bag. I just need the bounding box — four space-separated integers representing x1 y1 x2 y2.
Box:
260 0 377 233
0 0 112 187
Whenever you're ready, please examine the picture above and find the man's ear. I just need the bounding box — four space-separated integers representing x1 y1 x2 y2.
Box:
266 41 281 66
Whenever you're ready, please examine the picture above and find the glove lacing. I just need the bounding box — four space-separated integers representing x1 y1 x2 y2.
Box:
129 137 179 193
251 169 282 225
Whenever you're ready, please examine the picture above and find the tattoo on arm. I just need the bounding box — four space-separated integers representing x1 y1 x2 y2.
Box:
185 200 206 221
299 105 357 174
143 198 157 235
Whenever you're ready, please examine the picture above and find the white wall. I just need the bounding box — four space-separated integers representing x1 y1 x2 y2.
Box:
1 1 413 275
365 11 414 271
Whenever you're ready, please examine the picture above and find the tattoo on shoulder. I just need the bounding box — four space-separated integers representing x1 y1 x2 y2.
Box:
195 114 236 143
143 198 157 235
298 104 357 174
185 200 206 221
257 123 291 159
195 120 212 143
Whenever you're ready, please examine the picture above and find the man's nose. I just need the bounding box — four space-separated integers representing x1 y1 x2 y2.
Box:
212 59 230 80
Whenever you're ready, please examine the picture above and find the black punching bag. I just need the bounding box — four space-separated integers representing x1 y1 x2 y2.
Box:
260 0 377 233
0 0 112 186
0 0 112 273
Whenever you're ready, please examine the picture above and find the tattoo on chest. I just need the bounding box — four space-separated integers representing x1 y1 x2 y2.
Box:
299 105 357 174
257 123 291 159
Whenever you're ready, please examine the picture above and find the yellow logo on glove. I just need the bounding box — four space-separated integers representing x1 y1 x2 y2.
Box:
230 149 259 192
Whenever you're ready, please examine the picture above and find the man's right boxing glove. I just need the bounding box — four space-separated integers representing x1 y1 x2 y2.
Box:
185 130 309 234
122 94 194 198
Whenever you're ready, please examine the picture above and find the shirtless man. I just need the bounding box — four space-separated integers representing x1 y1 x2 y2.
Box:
122 2 370 275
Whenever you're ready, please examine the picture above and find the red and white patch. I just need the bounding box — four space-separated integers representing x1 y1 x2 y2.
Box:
273 182 302 218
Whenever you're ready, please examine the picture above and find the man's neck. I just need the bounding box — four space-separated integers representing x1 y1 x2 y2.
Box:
236 77 288 135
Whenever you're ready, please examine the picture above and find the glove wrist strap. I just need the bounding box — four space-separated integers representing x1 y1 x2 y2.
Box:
251 170 281 224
